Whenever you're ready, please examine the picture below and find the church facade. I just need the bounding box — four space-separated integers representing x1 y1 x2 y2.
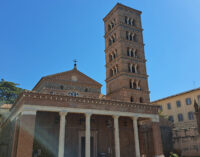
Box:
0 3 164 157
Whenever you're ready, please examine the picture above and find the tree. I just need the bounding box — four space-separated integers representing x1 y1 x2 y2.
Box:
0 79 24 105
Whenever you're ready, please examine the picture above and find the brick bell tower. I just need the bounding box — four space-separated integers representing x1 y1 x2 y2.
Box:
103 3 150 103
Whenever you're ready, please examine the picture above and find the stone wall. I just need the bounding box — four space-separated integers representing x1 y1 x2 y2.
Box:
0 120 15 157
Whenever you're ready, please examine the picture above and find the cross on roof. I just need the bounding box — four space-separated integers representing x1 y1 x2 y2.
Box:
73 59 78 69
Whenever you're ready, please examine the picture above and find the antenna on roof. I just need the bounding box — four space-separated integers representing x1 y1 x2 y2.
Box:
73 59 78 69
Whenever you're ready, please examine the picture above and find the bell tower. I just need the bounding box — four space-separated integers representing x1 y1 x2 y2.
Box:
103 3 150 103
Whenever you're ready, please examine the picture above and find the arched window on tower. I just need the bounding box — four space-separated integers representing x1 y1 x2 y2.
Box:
109 38 112 46
131 19 135 26
127 48 130 56
126 31 129 40
130 49 133 57
136 81 141 90
114 65 117 74
133 81 137 89
140 97 143 103
130 34 132 41
108 24 111 31
135 49 137 58
113 51 116 58
110 69 113 77
132 64 135 73
130 96 134 102
128 19 131 25
109 54 112 62
133 34 137 42
130 79 133 88
125 16 128 24
134 64 138 73
112 36 115 43
111 22 114 28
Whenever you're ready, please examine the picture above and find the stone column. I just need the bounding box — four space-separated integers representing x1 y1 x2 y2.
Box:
152 122 165 157
58 112 68 157
128 32 131 40
135 64 138 73
132 117 140 157
130 64 133 73
85 113 92 157
129 48 132 56
11 118 20 157
16 111 36 157
113 115 120 157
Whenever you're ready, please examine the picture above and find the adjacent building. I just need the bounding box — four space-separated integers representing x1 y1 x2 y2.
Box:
0 3 165 157
153 88 200 156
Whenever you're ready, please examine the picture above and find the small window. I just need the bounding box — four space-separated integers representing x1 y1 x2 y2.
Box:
85 88 88 92
68 92 79 97
168 116 174 122
139 97 143 103
133 34 137 42
132 20 135 26
111 22 114 28
125 16 128 24
133 82 137 89
108 25 111 31
60 85 64 90
186 98 191 105
130 97 134 102
198 95 200 102
167 103 171 110
110 69 113 77
127 48 130 56
109 39 112 46
160 106 163 112
176 101 181 108
178 114 184 122
129 80 132 88
126 31 129 40
188 112 194 120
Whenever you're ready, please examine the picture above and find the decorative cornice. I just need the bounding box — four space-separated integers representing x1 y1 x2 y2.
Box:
105 56 146 68
105 39 144 52
104 24 142 39
12 91 159 115
105 72 148 83
103 3 142 22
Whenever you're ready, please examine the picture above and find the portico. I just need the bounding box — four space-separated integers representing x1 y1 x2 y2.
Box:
11 91 163 157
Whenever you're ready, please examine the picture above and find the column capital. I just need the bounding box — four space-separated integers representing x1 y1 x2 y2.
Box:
112 115 119 119
21 110 37 116
132 116 138 121
151 115 160 122
59 111 68 117
85 113 92 118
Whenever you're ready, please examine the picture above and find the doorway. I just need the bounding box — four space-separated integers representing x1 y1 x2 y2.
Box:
79 131 97 157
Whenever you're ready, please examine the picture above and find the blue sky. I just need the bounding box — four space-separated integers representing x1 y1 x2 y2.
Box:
0 0 200 101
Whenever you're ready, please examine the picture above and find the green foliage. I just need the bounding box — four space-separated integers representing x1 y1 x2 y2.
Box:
0 79 24 105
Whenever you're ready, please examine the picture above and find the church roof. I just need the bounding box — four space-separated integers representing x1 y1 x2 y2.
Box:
33 67 102 91
152 87 200 103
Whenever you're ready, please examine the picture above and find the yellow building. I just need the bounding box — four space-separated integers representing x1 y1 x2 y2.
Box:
153 88 200 157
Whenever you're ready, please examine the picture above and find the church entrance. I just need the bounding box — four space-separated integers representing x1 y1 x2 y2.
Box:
80 136 94 157
79 131 97 157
